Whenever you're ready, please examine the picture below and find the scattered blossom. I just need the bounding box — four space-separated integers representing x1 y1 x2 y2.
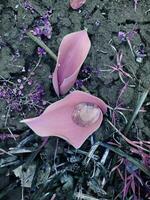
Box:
52 30 91 96
21 91 107 148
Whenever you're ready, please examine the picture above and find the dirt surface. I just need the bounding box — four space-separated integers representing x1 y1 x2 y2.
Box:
0 0 150 199
0 0 149 130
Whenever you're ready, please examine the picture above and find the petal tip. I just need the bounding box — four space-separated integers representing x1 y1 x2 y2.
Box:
70 0 86 10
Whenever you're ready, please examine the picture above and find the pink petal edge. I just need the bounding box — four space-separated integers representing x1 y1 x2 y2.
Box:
21 91 107 149
70 0 86 9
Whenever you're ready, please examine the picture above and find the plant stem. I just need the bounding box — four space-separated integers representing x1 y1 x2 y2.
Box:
27 32 57 61
81 85 90 93
124 88 149 134
99 142 150 177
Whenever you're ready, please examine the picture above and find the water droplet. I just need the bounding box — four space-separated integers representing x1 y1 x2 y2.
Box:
17 79 22 83
72 102 101 127
95 20 101 27
136 57 143 63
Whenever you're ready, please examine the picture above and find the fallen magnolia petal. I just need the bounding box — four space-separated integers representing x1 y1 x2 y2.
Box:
52 30 91 96
70 0 86 9
21 91 107 149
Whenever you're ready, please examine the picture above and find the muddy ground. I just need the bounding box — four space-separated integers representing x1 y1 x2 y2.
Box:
0 0 150 199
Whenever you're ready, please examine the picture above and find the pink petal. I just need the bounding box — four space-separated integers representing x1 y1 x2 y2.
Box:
21 91 107 149
52 30 91 96
70 0 86 9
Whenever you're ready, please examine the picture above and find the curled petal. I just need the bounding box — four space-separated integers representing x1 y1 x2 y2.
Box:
52 30 91 96
70 0 86 9
21 91 107 149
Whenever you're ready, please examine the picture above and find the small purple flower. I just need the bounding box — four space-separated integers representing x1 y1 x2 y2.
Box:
118 31 126 42
28 84 45 105
125 160 138 174
10 100 22 111
0 89 4 98
33 27 43 36
75 80 83 89
37 47 46 56
32 16 52 39
28 80 33 85
0 79 46 113
82 66 92 74
126 30 137 40
23 0 35 13
118 30 137 42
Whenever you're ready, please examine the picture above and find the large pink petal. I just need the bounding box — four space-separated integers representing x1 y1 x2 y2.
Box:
21 91 107 148
70 0 87 9
52 30 91 96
